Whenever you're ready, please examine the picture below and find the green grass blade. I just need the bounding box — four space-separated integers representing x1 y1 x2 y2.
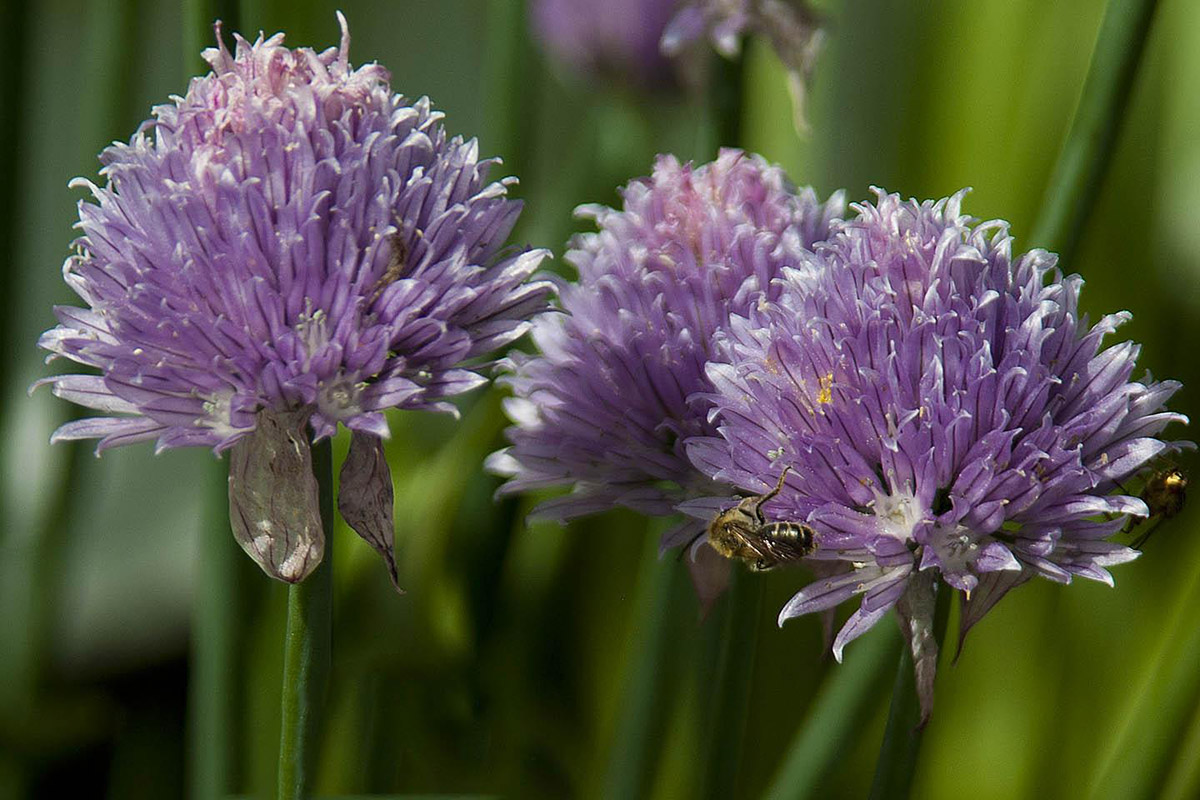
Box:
762 623 900 800
1031 0 1161 260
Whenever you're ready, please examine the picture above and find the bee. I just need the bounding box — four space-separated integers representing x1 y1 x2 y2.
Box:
369 233 410 303
1130 467 1188 549
706 467 817 570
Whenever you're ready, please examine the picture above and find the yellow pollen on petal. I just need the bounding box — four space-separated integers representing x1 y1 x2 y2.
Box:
903 229 922 253
817 372 834 404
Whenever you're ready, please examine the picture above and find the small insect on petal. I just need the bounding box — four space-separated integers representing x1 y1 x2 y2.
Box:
337 430 403 592
228 408 324 583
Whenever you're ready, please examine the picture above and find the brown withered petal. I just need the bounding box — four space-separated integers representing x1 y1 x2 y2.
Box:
337 431 402 592
896 571 939 729
228 409 324 583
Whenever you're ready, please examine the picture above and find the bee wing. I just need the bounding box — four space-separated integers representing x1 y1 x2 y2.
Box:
725 524 778 563
758 538 807 564
758 523 816 563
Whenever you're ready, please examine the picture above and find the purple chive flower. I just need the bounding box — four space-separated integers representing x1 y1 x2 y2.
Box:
488 149 843 547
36 15 552 584
686 189 1188 720
662 0 824 132
531 0 681 87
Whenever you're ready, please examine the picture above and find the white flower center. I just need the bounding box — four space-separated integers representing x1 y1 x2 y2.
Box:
317 376 364 422
927 522 980 574
199 389 243 438
294 303 330 370
870 488 925 541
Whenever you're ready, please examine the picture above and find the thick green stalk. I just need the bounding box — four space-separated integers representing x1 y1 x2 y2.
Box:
1087 563 1200 797
1030 0 1161 260
1161 687 1200 800
762 624 901 800
867 638 923 800
482 0 535 178
184 0 240 74
188 461 241 800
693 59 752 798
0 0 27 395
709 51 746 151
277 438 334 800
1024 0 1162 793
700 567 765 800
867 584 951 800
600 531 683 798
183 5 240 798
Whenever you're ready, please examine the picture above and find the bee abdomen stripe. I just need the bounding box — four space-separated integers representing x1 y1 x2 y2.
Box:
760 521 814 542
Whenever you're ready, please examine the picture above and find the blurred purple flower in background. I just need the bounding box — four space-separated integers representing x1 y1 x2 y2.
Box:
686 190 1189 720
531 0 681 87
36 15 552 584
488 149 842 549
662 0 824 131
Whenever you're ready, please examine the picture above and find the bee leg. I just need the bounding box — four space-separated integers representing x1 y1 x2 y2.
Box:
752 466 792 525
1130 519 1163 550
752 558 776 572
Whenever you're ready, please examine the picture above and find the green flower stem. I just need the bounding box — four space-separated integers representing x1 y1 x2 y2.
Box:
1024 2 1162 791
0 0 27 396
184 0 240 73
867 637 922 800
709 51 746 152
277 438 334 800
1161 688 1200 800
1088 564 1200 797
700 567 765 800
182 6 241 798
188 461 241 800
482 0 534 179
867 585 951 800
694 60 750 799
600 530 684 798
1030 0 1161 260
762 623 901 800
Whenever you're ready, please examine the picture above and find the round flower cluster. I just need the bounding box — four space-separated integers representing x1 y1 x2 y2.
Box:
38 15 552 583
686 189 1187 716
489 149 843 543
40 14 550 454
495 162 1187 718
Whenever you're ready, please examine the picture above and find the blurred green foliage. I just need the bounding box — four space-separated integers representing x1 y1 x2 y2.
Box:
1 0 1198 797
